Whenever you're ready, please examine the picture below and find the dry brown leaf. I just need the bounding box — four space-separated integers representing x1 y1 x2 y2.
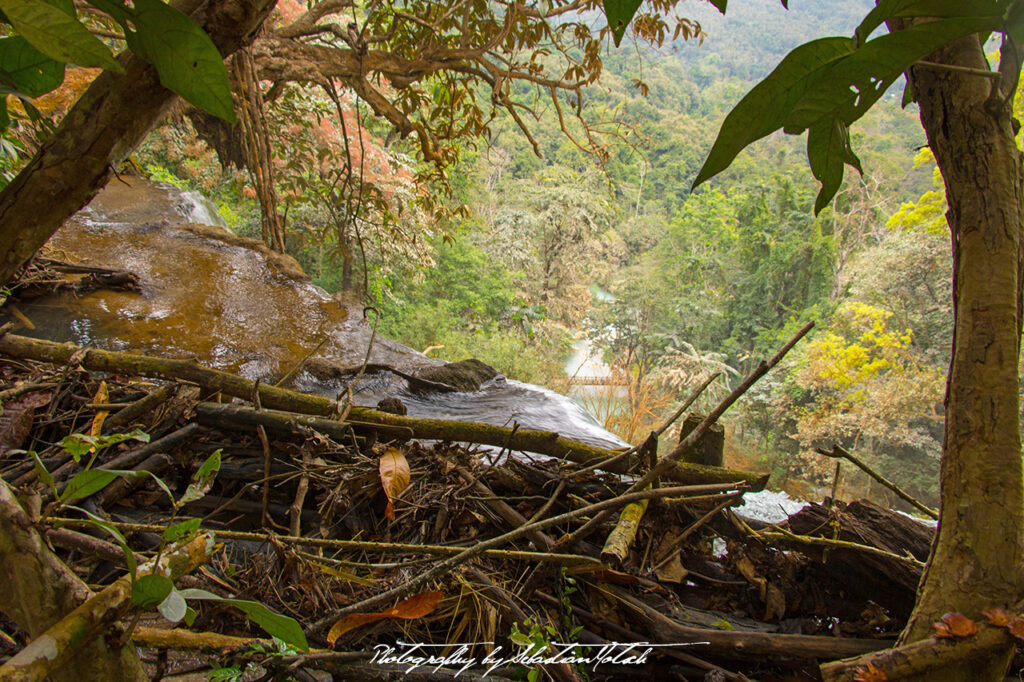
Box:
764 582 786 621
853 663 889 682
327 590 444 645
938 612 978 638
983 607 1013 627
932 621 953 638
90 381 109 437
1006 617 1024 642
654 552 688 584
378 447 410 521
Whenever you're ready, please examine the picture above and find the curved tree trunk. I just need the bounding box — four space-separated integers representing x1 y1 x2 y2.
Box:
898 32 1024 680
0 478 147 681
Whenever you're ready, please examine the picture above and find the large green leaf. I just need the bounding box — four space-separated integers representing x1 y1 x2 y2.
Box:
128 0 235 122
178 589 309 651
692 37 856 189
784 17 995 132
855 0 1001 44
807 116 862 214
603 0 642 47
0 36 64 98
0 0 121 72
60 468 125 502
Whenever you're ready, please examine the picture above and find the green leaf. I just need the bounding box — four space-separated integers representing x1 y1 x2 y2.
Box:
693 37 856 189
63 505 137 578
178 589 309 652
807 116 862 215
1005 0 1024 44
177 449 221 507
855 0 1000 45
602 0 642 47
163 518 201 543
184 605 197 627
40 0 74 17
132 574 173 609
708 0 727 13
784 17 997 132
128 0 235 122
0 37 64 98
60 468 123 502
27 450 54 490
158 588 188 622
0 0 121 72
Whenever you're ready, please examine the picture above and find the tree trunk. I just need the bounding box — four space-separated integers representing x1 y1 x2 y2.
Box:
0 478 147 681
897 33 1024 680
0 0 277 286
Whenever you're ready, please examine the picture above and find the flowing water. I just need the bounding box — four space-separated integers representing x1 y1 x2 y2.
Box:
12 177 629 451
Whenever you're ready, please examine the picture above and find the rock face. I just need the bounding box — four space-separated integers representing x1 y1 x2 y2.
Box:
417 359 499 392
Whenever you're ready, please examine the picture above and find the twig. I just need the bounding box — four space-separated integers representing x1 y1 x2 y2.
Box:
758 524 924 568
650 492 742 573
275 337 330 388
47 518 604 565
571 371 719 478
816 444 937 519
289 449 312 537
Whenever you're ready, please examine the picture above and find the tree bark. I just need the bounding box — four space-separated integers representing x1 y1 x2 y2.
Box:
0 478 147 681
895 32 1024 680
0 0 278 286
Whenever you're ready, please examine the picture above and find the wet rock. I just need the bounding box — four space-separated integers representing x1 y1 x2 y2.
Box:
376 397 408 415
416 359 498 393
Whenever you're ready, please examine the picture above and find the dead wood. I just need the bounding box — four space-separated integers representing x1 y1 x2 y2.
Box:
607 585 889 660
0 531 213 681
0 333 769 487
819 622 1016 681
787 499 932 618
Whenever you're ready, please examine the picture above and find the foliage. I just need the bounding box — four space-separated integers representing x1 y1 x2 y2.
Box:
0 0 234 133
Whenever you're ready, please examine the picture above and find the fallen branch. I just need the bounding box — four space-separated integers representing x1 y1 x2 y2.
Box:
0 333 768 486
47 518 603 566
0 533 215 681
819 624 1015 681
816 444 937 519
607 585 888 660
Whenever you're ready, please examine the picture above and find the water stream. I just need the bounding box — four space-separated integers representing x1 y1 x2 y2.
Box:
12 177 629 451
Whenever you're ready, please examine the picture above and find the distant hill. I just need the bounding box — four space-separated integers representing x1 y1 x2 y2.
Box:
673 0 876 81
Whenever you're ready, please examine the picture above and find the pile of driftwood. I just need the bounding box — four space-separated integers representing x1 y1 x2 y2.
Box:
0 329 947 681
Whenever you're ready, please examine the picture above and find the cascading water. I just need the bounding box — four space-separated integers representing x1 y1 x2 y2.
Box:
13 177 629 452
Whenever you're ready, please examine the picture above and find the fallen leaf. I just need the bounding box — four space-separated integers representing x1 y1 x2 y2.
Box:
653 551 688 584
983 607 1012 627
378 447 410 521
327 591 443 645
1006 617 1024 643
90 381 109 437
764 582 786 621
937 612 978 638
853 663 888 682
